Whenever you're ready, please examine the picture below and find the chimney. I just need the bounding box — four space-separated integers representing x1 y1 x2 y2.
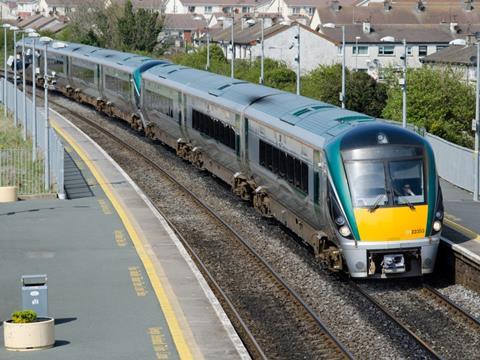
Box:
384 0 391 12
416 0 425 12
331 0 341 12
450 22 459 33
363 22 371 34
464 0 474 11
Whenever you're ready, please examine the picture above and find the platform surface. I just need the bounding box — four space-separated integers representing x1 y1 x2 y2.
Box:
0 109 248 359
440 179 480 263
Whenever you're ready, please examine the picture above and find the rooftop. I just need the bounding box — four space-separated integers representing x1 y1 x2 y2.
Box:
421 44 476 65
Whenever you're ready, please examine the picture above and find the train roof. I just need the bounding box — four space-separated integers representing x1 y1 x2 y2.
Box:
143 63 375 147
18 39 158 73
19 39 377 147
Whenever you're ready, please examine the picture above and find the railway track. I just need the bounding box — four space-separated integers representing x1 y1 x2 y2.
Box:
16 81 480 358
47 95 353 359
353 279 480 359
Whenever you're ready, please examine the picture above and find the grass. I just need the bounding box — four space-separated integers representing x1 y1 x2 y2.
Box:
0 106 46 194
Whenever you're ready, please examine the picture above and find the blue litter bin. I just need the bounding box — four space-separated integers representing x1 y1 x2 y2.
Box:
21 274 48 318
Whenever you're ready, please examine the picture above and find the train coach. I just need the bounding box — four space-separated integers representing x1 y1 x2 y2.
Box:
19 39 444 278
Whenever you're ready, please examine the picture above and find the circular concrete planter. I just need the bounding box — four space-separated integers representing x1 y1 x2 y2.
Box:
0 186 17 203
3 318 54 351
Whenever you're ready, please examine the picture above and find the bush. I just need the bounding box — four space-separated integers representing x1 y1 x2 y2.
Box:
11 310 37 323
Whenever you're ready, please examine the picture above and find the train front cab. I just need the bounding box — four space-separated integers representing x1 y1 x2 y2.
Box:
326 123 444 278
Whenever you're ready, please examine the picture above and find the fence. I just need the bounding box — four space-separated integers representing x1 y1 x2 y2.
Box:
426 133 479 194
0 149 45 195
0 78 64 196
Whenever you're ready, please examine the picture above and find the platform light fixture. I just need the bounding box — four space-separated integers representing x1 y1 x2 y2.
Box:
9 26 20 126
29 32 40 161
473 31 480 201
194 16 210 71
323 23 345 108
218 15 235 78
2 23 11 118
40 36 52 191
21 28 36 140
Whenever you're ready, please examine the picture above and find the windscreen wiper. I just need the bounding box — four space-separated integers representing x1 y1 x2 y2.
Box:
368 194 386 213
392 187 416 210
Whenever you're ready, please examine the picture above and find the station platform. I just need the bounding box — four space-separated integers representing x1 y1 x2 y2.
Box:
440 179 480 265
0 110 249 359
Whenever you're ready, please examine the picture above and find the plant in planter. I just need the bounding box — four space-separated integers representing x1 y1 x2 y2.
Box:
3 310 55 351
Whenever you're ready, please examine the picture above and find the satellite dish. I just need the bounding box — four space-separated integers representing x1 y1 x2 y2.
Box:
380 36 395 42
449 39 466 45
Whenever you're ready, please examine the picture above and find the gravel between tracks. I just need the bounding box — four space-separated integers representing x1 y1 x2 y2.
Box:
361 280 480 359
437 284 480 320
52 95 440 359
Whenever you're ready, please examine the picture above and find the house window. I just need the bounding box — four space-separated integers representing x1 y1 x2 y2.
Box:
259 139 309 194
292 7 300 14
352 45 368 55
241 6 250 13
204 6 212 13
436 45 447 52
188 6 195 12
378 45 395 56
419 45 428 57
306 7 314 15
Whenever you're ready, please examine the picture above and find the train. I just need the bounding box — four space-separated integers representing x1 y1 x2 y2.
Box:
17 38 444 278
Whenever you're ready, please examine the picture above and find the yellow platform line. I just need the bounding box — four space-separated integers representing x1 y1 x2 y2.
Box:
52 121 193 360
444 217 480 242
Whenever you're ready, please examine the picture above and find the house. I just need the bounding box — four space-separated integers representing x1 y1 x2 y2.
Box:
0 1 18 20
162 0 262 15
16 14 69 33
162 13 206 44
421 43 478 83
17 0 40 19
38 0 84 16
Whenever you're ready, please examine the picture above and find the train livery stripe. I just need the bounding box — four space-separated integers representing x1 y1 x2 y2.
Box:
51 121 194 360
354 205 429 241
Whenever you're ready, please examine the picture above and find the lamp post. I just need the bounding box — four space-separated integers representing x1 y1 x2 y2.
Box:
40 36 52 191
322 23 345 108
21 29 35 140
218 15 235 78
2 23 11 118
258 17 265 84
194 16 210 71
30 32 40 161
402 38 407 128
10 26 19 126
295 23 300 95
355 36 360 71
474 32 480 201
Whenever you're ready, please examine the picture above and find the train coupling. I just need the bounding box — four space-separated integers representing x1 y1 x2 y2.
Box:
381 254 405 274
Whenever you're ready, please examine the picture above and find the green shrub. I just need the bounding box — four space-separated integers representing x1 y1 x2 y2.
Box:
11 310 37 323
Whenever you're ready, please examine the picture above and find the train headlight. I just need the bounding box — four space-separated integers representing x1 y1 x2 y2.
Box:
335 216 346 226
435 210 443 220
339 225 351 237
433 220 442 232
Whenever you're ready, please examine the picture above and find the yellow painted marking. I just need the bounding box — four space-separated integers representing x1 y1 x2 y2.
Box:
114 230 128 247
52 120 193 360
149 327 172 359
354 205 428 241
444 217 480 242
98 198 113 215
128 266 148 296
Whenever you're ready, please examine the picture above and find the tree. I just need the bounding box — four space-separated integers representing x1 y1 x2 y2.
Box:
302 64 387 117
382 67 475 148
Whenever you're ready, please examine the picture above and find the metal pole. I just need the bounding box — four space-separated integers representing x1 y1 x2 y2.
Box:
32 38 36 161
13 30 17 126
474 41 480 201
230 17 234 79
22 33 26 140
296 23 300 95
341 25 346 109
259 17 264 84
206 27 210 71
44 42 49 191
4 27 7 118
355 37 358 72
402 38 407 128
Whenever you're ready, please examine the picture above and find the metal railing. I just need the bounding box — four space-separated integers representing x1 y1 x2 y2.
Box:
0 149 46 195
0 78 64 196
